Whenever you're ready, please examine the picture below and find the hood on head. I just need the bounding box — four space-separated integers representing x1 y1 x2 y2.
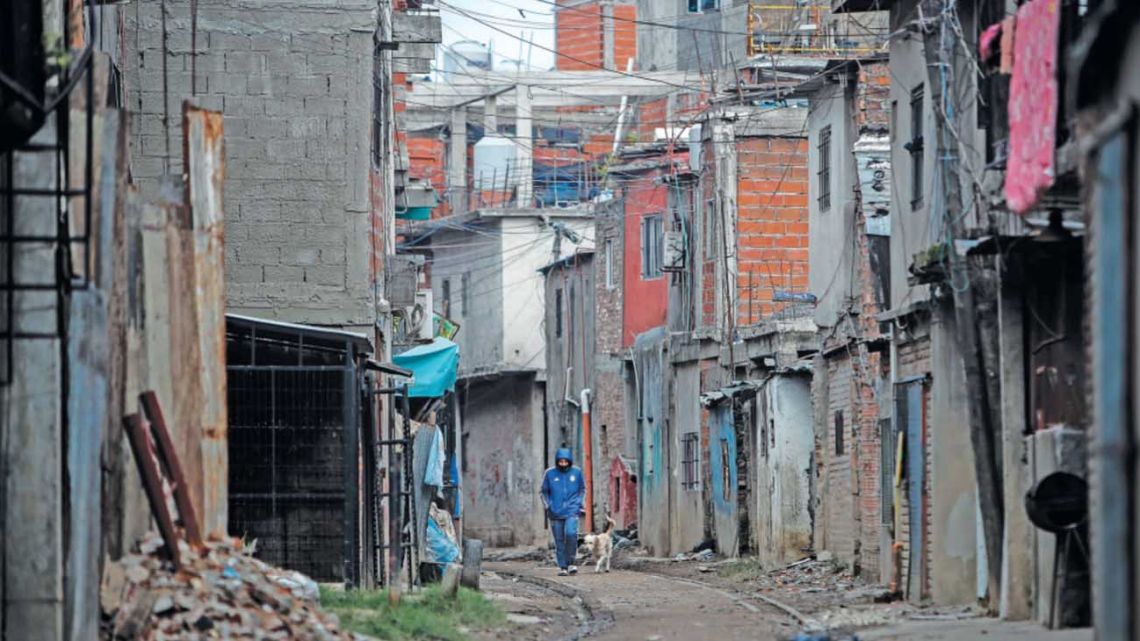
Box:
555 447 574 466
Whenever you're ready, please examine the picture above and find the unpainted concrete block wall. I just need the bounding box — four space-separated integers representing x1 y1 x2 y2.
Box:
125 0 377 326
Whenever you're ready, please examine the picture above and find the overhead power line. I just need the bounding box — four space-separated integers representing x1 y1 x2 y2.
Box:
436 0 703 91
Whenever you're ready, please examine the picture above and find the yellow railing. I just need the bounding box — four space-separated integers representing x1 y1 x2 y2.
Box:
746 1 884 57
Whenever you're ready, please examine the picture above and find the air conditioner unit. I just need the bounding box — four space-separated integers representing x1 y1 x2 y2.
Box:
402 289 434 341
663 229 686 272
414 289 434 340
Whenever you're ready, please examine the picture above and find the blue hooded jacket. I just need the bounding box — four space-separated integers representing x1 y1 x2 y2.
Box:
541 447 585 519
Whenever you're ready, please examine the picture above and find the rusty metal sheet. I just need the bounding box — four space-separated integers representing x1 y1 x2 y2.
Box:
184 102 229 539
1005 0 1060 214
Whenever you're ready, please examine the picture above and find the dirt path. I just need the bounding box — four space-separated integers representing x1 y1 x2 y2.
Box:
484 561 799 641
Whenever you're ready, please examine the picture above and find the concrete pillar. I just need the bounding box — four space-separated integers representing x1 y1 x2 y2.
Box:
601 0 615 70
2 124 65 641
449 107 467 214
514 86 533 207
484 95 497 135
998 263 1033 620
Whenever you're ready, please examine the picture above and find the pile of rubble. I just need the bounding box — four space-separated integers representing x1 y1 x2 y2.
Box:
101 534 363 640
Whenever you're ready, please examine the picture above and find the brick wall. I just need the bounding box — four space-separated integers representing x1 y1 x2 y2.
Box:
126 1 377 327
593 200 626 517
855 61 891 134
555 1 637 71
896 333 932 598
613 4 638 67
735 136 810 326
556 1 604 70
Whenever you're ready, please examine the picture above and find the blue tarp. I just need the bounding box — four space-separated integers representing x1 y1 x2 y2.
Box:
393 338 459 398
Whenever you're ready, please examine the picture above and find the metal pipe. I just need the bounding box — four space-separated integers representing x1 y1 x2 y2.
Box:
581 388 593 533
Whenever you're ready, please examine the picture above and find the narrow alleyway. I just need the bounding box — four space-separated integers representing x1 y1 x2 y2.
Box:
483 560 1094 641
486 561 795 641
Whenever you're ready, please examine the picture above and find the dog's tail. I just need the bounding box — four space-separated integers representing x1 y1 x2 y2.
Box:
605 516 616 534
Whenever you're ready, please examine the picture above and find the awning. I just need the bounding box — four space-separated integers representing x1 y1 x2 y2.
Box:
393 338 460 398
700 380 763 407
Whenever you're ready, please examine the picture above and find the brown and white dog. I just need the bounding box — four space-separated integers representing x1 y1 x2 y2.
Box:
582 516 616 573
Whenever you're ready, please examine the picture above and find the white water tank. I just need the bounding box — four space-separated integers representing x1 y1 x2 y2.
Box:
443 41 491 80
473 135 519 190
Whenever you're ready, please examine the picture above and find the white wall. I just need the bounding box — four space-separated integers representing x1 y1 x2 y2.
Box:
499 215 594 374
755 374 815 567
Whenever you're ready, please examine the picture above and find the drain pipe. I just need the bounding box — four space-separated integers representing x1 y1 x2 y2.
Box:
581 388 594 533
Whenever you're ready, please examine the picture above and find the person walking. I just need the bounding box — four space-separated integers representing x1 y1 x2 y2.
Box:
541 447 585 576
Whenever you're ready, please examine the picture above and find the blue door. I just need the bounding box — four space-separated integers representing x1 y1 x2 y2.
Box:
904 381 925 598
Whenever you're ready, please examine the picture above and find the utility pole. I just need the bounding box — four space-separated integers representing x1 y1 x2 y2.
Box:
919 0 1003 606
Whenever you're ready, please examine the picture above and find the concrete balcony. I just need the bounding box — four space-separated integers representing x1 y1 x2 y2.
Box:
393 11 442 44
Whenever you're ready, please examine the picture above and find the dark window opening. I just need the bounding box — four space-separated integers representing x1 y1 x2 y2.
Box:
554 288 563 337
688 0 719 12
818 125 832 211
909 85 925 210
834 410 845 456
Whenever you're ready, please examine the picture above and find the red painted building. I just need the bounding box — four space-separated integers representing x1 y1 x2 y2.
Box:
612 150 687 347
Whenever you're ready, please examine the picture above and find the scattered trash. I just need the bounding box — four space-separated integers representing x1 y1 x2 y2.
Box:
789 632 860 641
691 539 717 554
268 570 321 602
694 549 715 562
100 532 357 640
697 565 713 573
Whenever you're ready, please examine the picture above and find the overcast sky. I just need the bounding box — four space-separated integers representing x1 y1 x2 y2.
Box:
436 0 557 73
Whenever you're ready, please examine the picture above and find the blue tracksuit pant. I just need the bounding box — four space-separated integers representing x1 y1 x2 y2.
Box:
550 517 578 569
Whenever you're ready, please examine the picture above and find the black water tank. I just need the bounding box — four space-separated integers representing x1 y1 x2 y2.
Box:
1025 471 1088 534
0 0 47 152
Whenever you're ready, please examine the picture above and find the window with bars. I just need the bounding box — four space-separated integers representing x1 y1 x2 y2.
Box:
909 84 925 210
681 432 700 490
604 239 615 290
641 214 664 279
818 125 832 211
720 438 732 502
688 0 719 12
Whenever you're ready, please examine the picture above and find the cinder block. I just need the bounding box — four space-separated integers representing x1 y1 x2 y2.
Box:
230 265 265 283
225 52 265 73
225 140 268 161
223 95 265 117
305 265 344 286
306 54 349 75
250 33 290 52
302 97 346 116
210 73 248 95
211 32 252 51
266 52 308 74
285 247 321 266
287 75 328 97
239 202 282 224
264 265 304 282
239 245 281 265
266 139 306 159
291 33 337 54
265 97 306 117
319 245 347 265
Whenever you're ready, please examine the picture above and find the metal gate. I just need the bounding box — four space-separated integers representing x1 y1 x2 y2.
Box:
228 365 356 582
